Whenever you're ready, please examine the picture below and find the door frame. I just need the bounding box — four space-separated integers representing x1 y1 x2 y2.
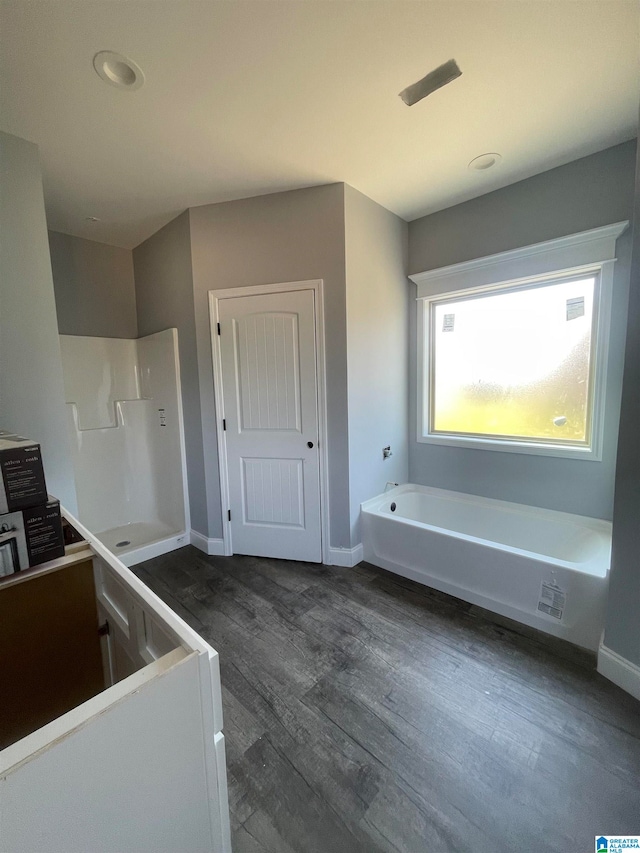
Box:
208 279 330 563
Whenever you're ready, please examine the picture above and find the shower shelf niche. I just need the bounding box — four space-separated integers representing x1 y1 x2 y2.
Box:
67 398 153 432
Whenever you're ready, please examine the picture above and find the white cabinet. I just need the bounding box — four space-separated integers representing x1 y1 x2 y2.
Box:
0 512 231 853
94 555 178 681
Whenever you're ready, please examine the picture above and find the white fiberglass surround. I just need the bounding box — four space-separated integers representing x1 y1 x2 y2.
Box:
60 330 189 565
362 484 611 650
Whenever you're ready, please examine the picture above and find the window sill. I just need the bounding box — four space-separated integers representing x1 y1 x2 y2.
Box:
417 431 602 461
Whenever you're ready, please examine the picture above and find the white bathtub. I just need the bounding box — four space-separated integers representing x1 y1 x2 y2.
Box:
361 484 611 651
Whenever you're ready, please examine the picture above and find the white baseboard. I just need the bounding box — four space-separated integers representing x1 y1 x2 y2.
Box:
598 643 640 702
190 530 226 556
191 531 361 564
327 544 364 567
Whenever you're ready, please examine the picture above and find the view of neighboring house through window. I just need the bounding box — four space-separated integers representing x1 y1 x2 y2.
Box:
430 274 597 447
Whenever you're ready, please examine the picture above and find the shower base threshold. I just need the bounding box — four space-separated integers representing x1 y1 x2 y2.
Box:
97 521 188 567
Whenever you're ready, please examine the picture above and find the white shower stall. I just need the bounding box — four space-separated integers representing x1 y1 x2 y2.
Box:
60 329 189 565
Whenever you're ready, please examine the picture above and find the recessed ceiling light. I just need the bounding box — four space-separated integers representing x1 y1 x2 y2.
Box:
468 153 503 172
93 51 144 91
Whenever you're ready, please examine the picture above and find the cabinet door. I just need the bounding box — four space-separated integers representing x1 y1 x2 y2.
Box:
141 611 177 664
96 602 139 685
93 556 178 685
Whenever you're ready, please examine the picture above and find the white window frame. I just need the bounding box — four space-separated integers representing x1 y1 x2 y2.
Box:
410 222 628 461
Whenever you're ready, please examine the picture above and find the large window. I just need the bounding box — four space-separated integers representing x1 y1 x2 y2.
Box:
431 274 596 445
412 223 628 460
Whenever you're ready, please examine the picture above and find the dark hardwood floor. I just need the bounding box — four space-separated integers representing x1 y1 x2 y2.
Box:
133 547 640 853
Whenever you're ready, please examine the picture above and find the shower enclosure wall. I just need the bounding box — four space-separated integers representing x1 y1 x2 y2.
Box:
60 329 189 565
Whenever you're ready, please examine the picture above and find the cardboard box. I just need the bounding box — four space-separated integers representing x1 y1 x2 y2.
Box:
0 497 65 578
0 433 48 513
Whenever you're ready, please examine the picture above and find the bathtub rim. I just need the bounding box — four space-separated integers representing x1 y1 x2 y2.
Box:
361 483 611 578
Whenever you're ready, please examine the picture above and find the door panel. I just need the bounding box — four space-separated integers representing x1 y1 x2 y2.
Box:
236 313 301 432
242 457 305 527
218 289 321 562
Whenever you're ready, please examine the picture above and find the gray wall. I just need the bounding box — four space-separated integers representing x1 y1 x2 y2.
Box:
49 230 137 338
407 141 637 520
133 211 208 536
189 184 350 546
603 136 640 667
344 185 409 546
0 132 77 512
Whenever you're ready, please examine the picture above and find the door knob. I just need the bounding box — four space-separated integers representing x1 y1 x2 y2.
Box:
307 441 314 448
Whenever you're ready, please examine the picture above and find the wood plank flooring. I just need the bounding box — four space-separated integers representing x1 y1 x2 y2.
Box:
133 547 640 853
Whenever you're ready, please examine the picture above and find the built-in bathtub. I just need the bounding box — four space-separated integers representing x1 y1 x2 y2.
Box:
361 484 611 651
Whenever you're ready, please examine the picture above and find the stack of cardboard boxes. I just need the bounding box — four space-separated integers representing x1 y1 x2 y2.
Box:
0 431 64 579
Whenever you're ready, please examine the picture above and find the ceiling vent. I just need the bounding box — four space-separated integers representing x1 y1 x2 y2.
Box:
399 59 462 106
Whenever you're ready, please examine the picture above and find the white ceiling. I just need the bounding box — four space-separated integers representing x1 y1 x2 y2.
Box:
1 0 638 249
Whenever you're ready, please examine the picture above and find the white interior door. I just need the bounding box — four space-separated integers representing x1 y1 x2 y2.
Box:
218 288 322 562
